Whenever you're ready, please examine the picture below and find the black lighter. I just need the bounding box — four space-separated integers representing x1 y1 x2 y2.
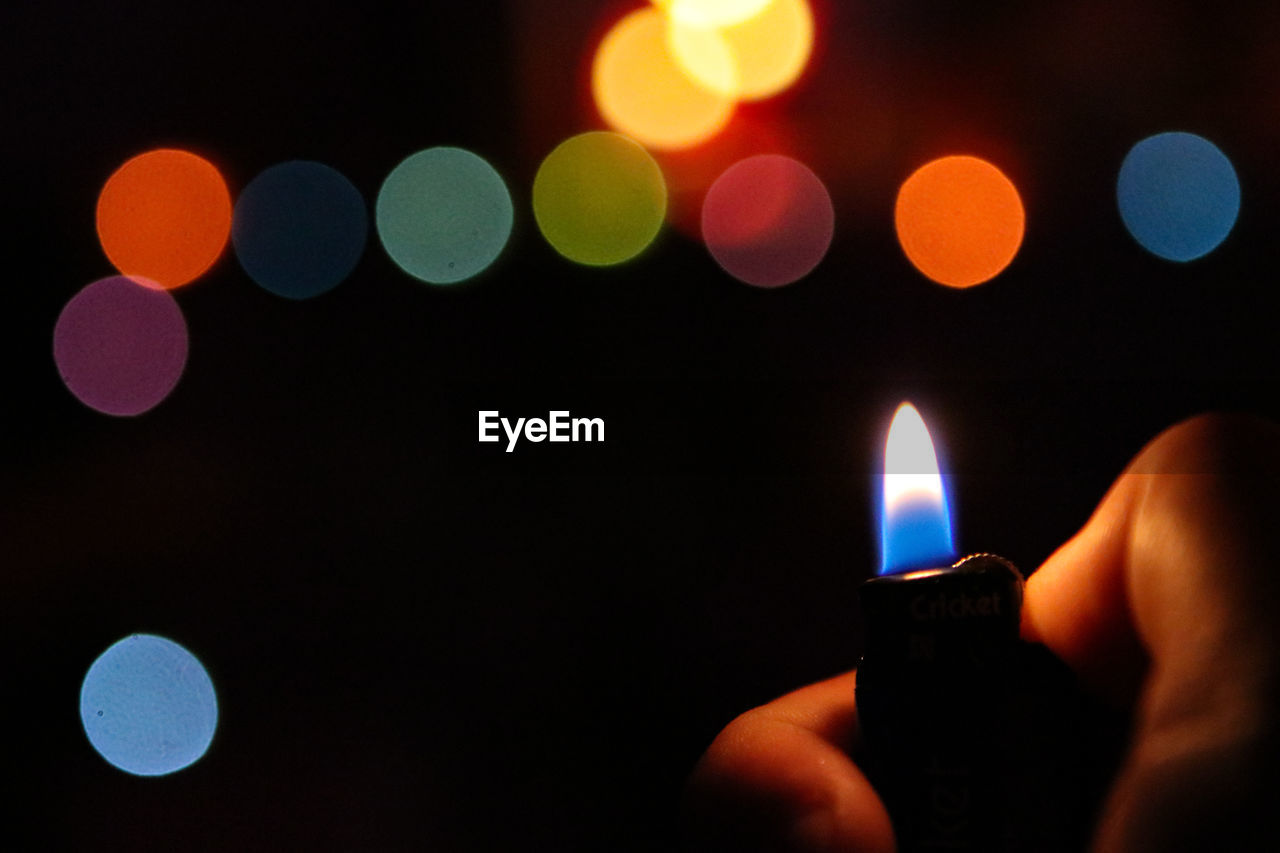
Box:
856 553 1026 850
855 404 1115 851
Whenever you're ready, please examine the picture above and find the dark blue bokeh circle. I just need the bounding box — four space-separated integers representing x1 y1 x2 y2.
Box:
232 160 368 299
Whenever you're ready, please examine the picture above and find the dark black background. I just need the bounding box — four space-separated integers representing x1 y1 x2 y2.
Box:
6 1 1280 849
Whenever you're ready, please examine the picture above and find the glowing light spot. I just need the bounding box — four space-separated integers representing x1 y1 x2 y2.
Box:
592 7 734 151
376 147 513 285
80 634 218 776
895 155 1025 289
96 149 232 289
53 276 188 416
663 18 740 98
701 154 833 287
654 0 772 28
670 0 814 101
1117 132 1240 262
232 161 367 300
533 132 667 266
880 402 954 575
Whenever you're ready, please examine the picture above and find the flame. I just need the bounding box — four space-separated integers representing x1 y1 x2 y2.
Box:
879 402 955 575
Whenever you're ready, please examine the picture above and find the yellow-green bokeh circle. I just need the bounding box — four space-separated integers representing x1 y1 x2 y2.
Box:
532 132 667 266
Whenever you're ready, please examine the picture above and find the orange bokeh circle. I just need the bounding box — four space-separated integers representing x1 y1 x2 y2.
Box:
894 155 1024 289
96 149 232 289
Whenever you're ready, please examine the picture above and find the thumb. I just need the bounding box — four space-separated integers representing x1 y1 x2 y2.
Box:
1023 413 1280 851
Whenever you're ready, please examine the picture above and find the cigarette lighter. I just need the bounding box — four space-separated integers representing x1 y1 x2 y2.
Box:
857 552 1026 850
855 404 1114 851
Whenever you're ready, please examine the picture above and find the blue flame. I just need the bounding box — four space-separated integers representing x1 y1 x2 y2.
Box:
879 489 954 575
876 402 956 574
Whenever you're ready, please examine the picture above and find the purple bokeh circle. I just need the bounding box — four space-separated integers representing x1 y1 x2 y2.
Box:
53 276 189 416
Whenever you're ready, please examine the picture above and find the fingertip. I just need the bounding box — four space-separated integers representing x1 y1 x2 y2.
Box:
1126 411 1280 477
1021 478 1149 703
1021 411 1280 705
684 673 895 852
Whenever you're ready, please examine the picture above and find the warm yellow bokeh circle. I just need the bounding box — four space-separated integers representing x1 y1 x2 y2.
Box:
592 7 735 150
652 0 773 29
666 0 814 101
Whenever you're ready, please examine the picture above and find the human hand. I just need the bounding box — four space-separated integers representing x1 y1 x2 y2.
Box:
684 413 1280 852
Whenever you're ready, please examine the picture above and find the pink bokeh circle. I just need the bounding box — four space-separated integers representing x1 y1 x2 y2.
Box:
53 275 189 416
701 154 834 288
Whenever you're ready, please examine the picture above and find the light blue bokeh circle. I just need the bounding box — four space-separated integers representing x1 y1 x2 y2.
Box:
80 634 219 776
376 147 514 284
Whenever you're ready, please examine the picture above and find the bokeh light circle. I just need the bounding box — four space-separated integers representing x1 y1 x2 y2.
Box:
53 276 189 416
376 147 514 285
654 0 772 28
662 19 740 98
701 154 834 287
592 7 735 150
1116 132 1240 262
533 132 667 266
80 634 218 776
894 155 1025 289
670 0 814 101
232 161 367 299
96 149 232 289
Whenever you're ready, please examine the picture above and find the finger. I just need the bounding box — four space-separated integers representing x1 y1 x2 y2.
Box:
1020 464 1149 703
1021 413 1280 850
1023 413 1280 702
683 670 895 853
